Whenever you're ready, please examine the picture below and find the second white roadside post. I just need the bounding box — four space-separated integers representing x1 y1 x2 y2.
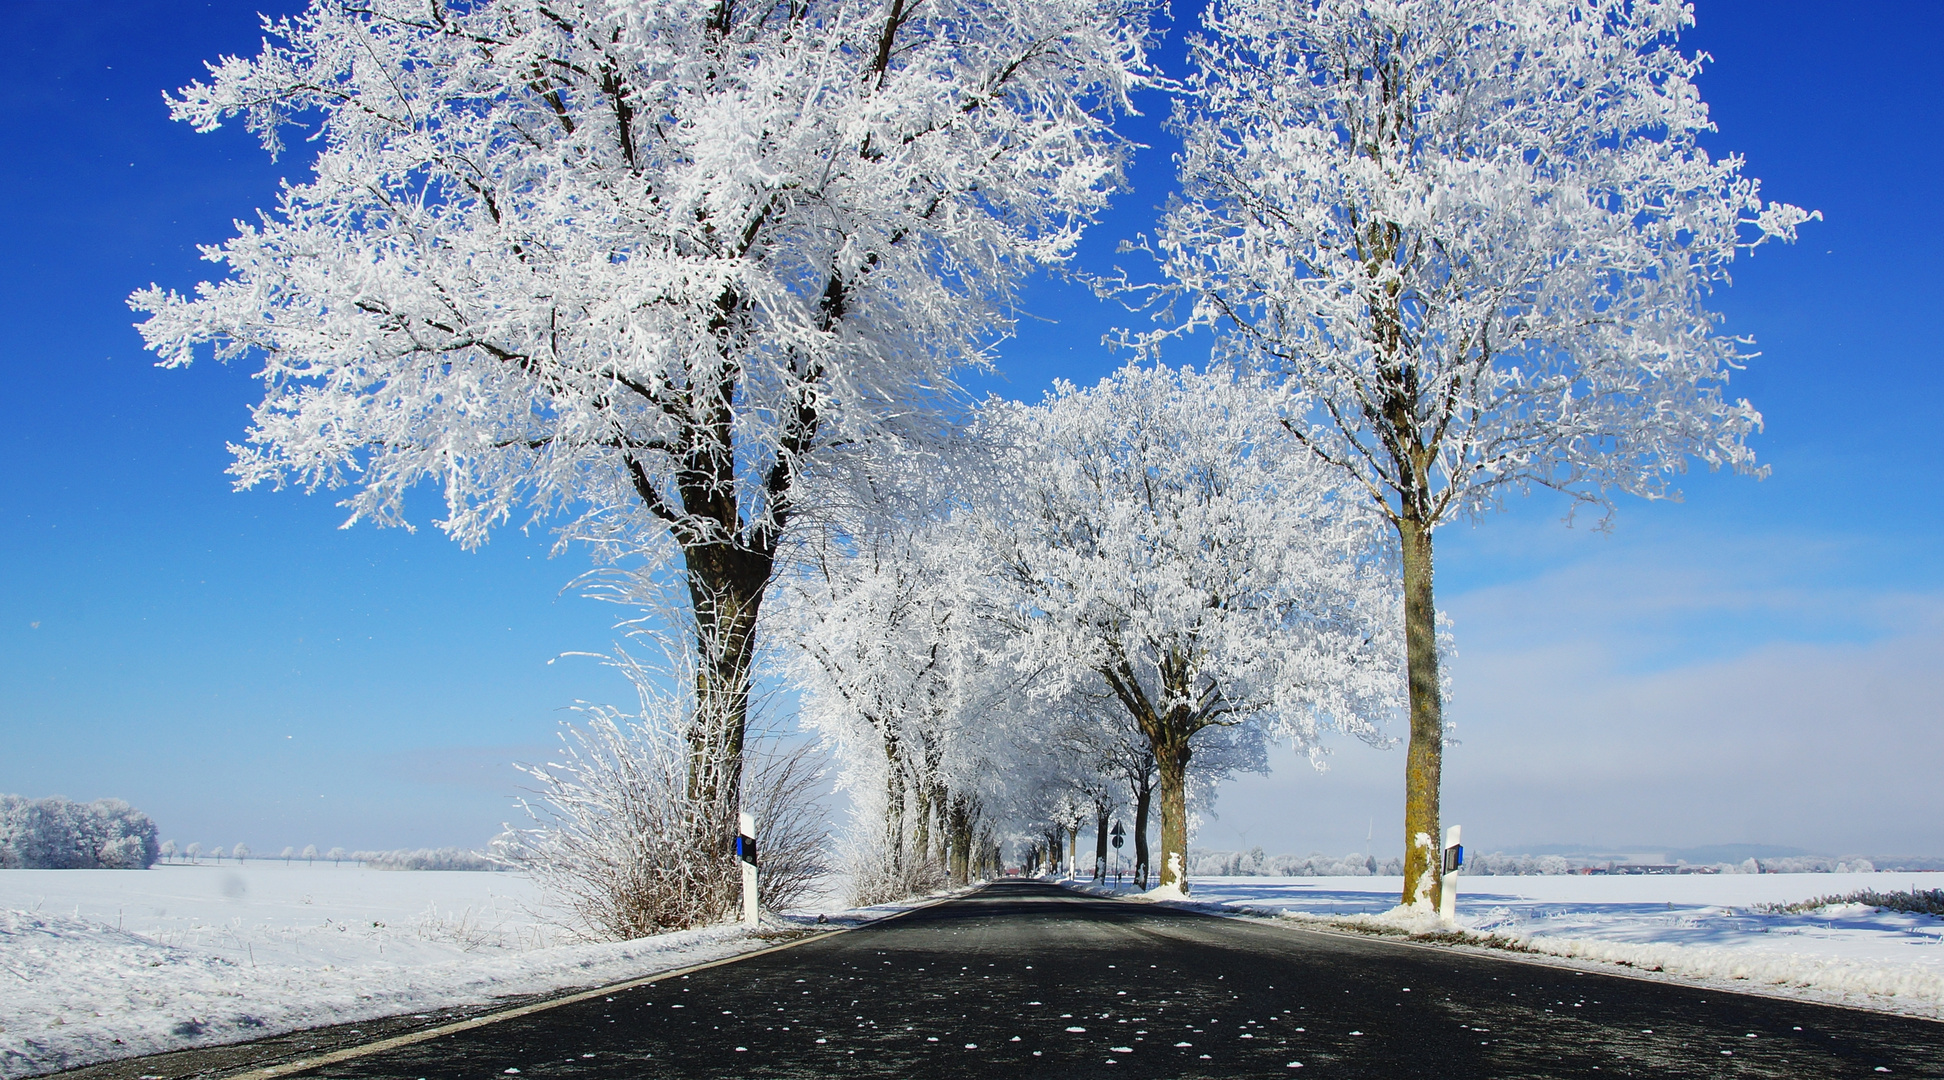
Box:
738 811 759 929
1440 824 1462 922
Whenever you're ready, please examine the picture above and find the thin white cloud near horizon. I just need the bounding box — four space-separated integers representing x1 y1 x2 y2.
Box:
1205 518 1944 861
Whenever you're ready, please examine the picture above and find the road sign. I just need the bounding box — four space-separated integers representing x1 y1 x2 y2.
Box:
1110 821 1125 850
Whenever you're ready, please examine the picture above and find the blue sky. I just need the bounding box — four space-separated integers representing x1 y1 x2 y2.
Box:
1 0 1939 859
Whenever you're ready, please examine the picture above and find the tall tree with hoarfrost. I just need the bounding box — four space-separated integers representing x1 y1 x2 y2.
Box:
131 0 1155 829
982 364 1398 894
1143 0 1815 909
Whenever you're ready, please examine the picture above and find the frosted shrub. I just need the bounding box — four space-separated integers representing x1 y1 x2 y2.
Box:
505 658 829 940
841 827 950 908
506 710 733 939
1773 888 1944 917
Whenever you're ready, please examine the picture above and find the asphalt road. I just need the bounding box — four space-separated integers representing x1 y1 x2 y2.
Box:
313 882 1943 1079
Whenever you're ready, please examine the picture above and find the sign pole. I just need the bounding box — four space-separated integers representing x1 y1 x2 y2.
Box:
738 811 759 929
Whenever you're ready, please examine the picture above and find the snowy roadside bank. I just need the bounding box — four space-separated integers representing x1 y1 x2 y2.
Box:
0 864 934 1079
1072 873 1944 1020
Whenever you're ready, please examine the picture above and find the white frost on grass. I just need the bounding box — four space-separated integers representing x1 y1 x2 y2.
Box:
1171 874 1944 1017
0 863 918 1079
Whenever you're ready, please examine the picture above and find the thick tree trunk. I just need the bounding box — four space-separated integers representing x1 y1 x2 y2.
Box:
1133 782 1152 888
1397 515 1444 910
1094 806 1109 881
681 542 771 826
1154 738 1191 893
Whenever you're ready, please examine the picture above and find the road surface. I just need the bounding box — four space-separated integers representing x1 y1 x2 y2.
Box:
276 882 1944 1078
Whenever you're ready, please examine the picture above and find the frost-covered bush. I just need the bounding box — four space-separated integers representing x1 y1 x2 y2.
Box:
841 826 951 907
503 654 830 939
1771 888 1944 917
0 795 159 869
504 708 738 937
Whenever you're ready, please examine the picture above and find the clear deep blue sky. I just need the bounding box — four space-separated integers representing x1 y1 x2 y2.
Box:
2 0 1939 858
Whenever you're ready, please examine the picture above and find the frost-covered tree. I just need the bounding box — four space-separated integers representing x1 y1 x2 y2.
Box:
0 796 159 869
980 365 1398 893
161 840 179 864
327 846 347 866
233 843 251 863
132 0 1155 831
185 842 203 864
280 845 296 863
1144 0 1814 908
302 844 318 865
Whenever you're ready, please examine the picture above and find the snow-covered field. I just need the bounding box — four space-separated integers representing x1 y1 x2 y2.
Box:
1173 873 1944 1018
0 863 870 1079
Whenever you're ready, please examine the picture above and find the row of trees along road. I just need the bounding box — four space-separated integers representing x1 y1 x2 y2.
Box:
135 0 1809 915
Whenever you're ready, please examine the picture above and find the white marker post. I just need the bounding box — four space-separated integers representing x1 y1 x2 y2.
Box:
1440 824 1463 923
737 811 759 929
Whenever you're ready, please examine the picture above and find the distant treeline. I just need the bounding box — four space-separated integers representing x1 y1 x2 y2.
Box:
159 843 506 871
1188 849 1403 877
355 847 506 871
0 795 160 869
1187 847 1929 877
